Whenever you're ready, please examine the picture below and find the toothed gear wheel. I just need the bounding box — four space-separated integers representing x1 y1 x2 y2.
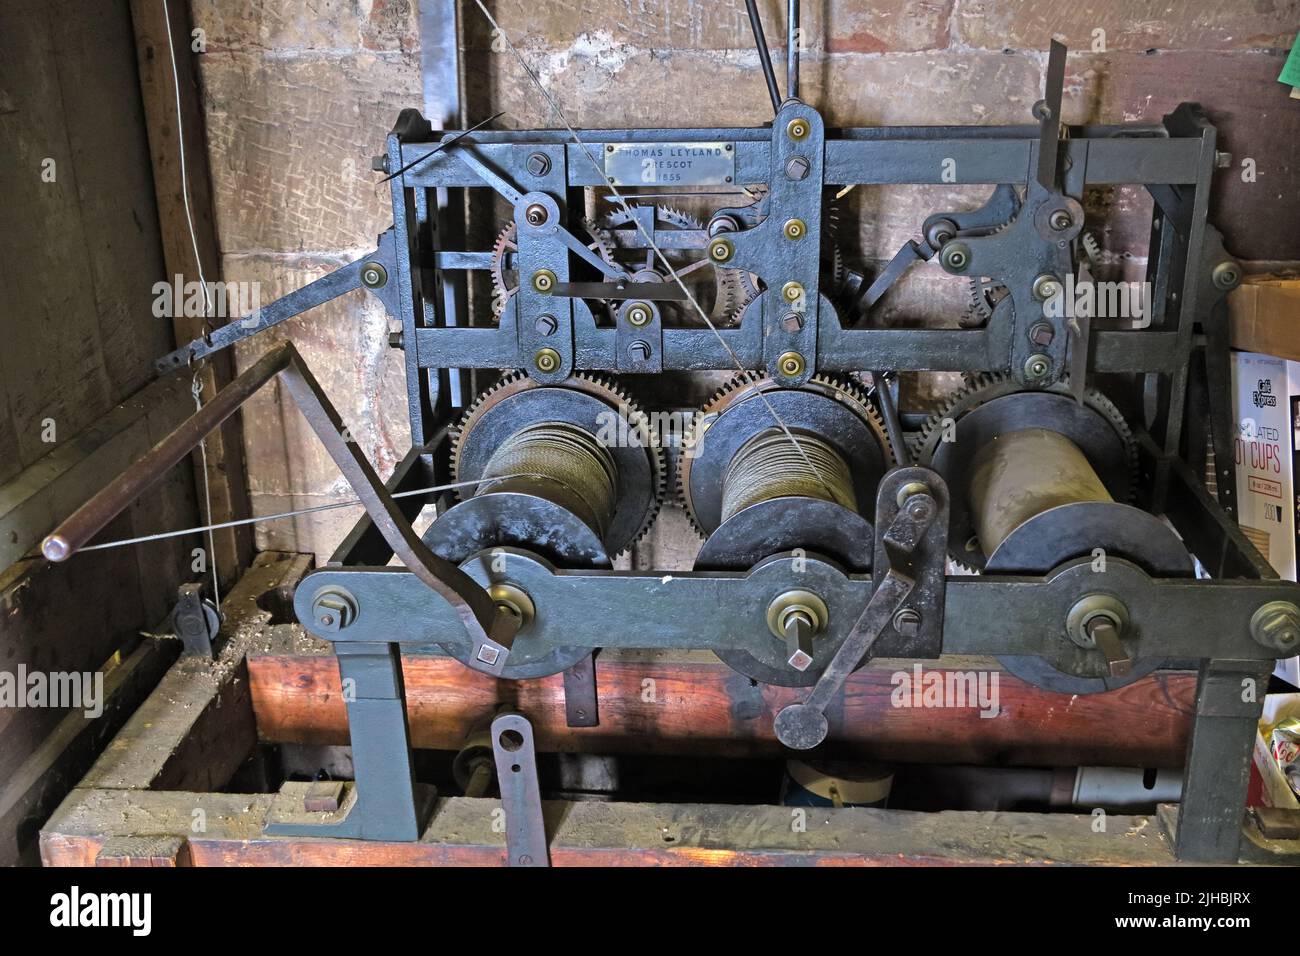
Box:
607 203 760 323
965 276 1009 326
489 218 614 317
450 371 667 553
912 372 1138 568
1081 231 1103 268
677 372 895 536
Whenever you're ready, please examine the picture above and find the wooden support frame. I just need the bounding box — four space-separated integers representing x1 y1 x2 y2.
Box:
39 553 1300 867
128 0 253 584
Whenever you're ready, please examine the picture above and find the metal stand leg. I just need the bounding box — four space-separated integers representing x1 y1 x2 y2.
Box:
265 642 434 840
1173 658 1270 862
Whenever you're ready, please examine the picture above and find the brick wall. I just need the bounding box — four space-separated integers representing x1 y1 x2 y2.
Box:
188 0 1300 560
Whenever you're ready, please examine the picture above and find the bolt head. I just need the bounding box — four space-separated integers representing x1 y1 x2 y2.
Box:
892 608 922 638
1024 354 1052 380
708 237 734 263
629 340 652 361
1212 260 1242 291
1251 601 1300 652
1029 322 1055 346
783 218 807 241
534 314 558 336
781 281 805 304
531 269 556 293
777 351 806 377
361 262 388 288
786 117 810 141
785 155 811 180
533 348 561 373
524 203 548 226
1049 210 1073 231
525 152 551 177
625 303 652 327
939 243 971 274
1032 274 1062 301
781 312 805 333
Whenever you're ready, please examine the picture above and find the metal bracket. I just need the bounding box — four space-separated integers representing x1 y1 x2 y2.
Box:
170 582 221 658
491 711 550 866
562 652 599 727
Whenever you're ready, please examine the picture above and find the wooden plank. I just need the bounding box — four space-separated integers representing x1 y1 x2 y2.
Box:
128 0 253 585
95 836 192 867
0 638 177 866
42 786 1185 867
248 644 1197 767
80 552 311 791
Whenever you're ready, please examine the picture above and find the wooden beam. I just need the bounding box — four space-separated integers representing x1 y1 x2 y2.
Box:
0 637 177 866
248 645 1197 767
79 552 310 792
128 0 252 585
43 786 1186 867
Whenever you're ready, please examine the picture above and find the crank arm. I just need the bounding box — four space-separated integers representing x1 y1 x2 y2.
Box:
773 468 945 749
155 228 400 374
46 343 519 675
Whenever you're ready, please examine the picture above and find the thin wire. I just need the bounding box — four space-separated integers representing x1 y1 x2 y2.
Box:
163 0 222 608
468 0 828 491
77 474 550 552
190 375 221 607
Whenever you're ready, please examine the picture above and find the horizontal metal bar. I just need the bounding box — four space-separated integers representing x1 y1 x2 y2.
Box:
43 345 293 562
414 326 1179 374
295 550 1297 666
397 133 1202 189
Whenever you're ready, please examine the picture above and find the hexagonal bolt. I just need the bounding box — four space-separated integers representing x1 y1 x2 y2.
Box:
785 155 811 180
525 152 552 177
781 312 805 333
892 608 922 638
628 340 652 362
534 314 558 336
1251 601 1300 653
387 330 405 349
370 154 390 173
1028 322 1055 347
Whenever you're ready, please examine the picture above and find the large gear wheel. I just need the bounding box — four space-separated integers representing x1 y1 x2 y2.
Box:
449 371 667 553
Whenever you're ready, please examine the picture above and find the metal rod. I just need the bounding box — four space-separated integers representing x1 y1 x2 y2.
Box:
786 0 800 101
42 345 293 562
744 0 782 114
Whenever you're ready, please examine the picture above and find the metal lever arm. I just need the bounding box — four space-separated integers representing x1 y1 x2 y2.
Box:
154 229 400 374
43 342 518 674
773 484 938 750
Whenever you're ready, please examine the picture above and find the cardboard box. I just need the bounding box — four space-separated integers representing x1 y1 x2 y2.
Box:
1229 274 1300 361
1231 351 1300 686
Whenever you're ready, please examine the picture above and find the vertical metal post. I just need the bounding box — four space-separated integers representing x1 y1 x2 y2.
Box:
745 0 782 114
1174 658 1271 861
419 0 469 409
786 0 799 100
